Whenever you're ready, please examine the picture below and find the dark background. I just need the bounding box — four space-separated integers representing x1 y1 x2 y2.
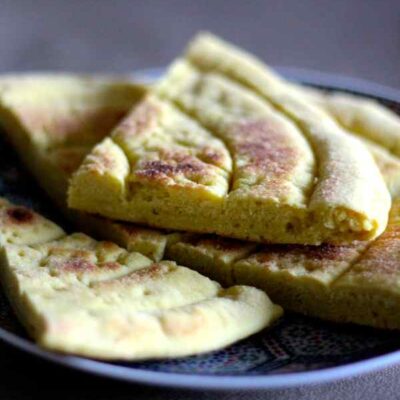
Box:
0 0 399 88
1 1 400 399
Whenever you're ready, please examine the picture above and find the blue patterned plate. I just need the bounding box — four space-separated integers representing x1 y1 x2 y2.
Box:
1 68 400 390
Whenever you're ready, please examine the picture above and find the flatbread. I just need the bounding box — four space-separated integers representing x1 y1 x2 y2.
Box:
68 33 390 244
0 198 281 359
1 61 399 330
167 200 400 329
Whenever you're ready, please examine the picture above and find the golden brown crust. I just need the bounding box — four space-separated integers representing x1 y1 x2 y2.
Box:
228 118 307 198
252 243 363 266
68 35 390 244
116 99 161 140
0 197 65 246
134 150 221 188
5 206 35 225
335 201 400 287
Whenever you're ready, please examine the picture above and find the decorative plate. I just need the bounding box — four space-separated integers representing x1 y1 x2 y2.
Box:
1 68 400 390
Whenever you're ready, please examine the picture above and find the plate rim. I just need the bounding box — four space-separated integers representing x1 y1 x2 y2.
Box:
1 66 400 391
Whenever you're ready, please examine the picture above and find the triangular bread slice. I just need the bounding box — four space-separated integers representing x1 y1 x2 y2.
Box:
167 199 400 329
0 197 281 359
0 75 171 261
68 33 390 244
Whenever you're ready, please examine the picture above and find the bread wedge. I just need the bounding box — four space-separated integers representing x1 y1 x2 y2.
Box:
0 197 282 359
68 33 390 244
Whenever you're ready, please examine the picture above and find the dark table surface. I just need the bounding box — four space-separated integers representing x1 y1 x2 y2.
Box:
1 1 400 399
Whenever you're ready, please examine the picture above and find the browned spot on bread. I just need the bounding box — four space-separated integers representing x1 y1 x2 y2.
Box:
96 263 171 288
6 207 35 224
253 243 363 271
62 258 96 272
134 150 215 187
198 146 227 169
355 244 400 277
350 222 400 278
128 263 170 282
118 100 160 138
231 119 298 180
137 159 204 178
256 244 356 263
299 244 357 261
98 261 120 270
49 248 91 259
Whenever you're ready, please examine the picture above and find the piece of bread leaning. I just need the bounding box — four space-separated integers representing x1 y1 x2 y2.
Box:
68 33 391 245
0 198 282 359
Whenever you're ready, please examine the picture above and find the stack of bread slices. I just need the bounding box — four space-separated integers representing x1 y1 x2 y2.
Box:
0 33 399 360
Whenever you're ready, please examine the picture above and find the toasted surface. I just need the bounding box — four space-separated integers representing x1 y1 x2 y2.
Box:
167 199 400 329
0 198 281 359
0 74 171 261
0 198 64 247
328 200 400 328
69 33 390 244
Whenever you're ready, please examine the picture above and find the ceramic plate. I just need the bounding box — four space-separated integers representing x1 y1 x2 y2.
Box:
1 68 400 390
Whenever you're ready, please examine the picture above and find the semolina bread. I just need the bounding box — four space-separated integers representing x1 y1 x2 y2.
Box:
68 33 390 245
168 200 400 329
0 197 282 359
